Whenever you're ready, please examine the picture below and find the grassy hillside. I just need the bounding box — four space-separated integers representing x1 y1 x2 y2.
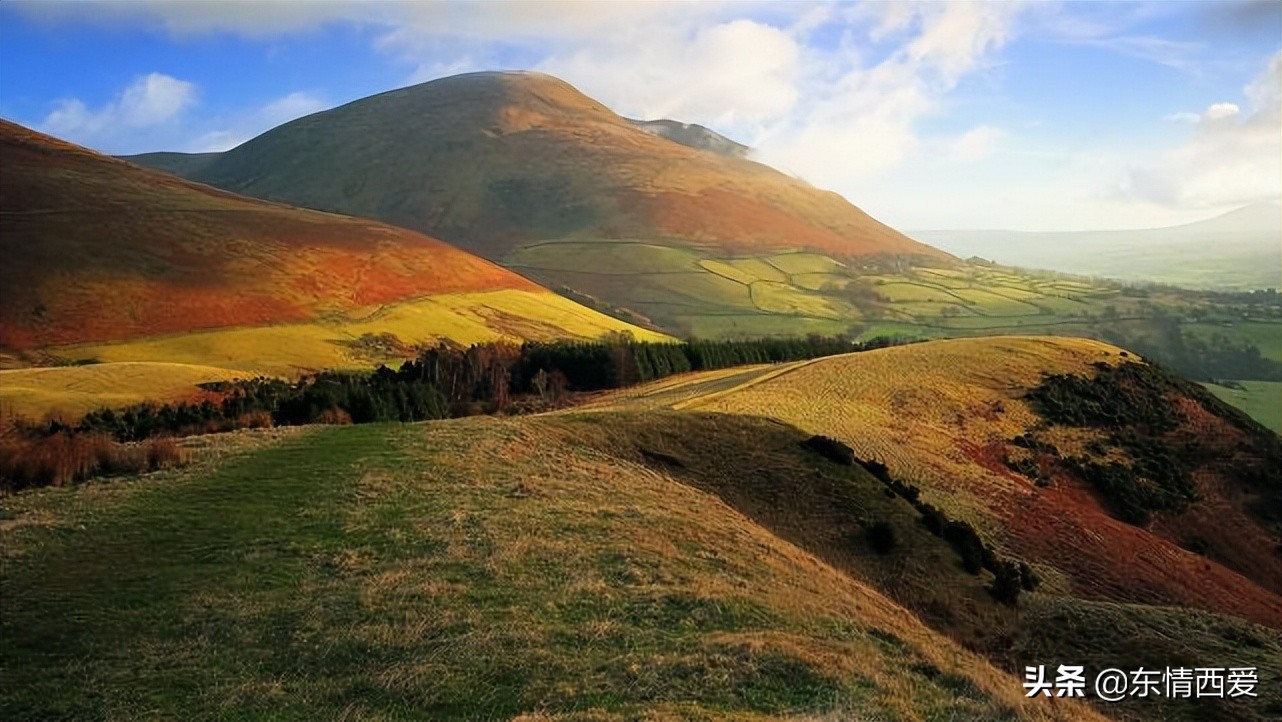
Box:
6 337 1280 720
1203 380 1282 434
674 338 1282 622
2 290 670 421
0 362 239 421
0 417 1104 722
584 337 1282 722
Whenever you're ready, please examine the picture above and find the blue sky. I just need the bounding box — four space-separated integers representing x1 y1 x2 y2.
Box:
2 1 1278 231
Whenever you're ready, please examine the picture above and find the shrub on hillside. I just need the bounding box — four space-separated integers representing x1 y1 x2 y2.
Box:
990 560 1023 605
0 433 186 492
1018 561 1041 591
801 435 854 465
866 521 897 555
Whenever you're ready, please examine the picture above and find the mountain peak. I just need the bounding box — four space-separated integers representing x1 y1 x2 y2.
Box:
362 70 621 133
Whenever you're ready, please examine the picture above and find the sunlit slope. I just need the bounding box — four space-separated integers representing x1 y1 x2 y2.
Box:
0 362 240 420
605 337 1282 628
2 289 670 420
38 290 669 375
136 71 946 262
0 120 656 353
0 417 1104 722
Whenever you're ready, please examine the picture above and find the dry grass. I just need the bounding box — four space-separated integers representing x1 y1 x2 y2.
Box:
39 290 669 376
0 432 188 491
0 416 1106 721
0 362 243 420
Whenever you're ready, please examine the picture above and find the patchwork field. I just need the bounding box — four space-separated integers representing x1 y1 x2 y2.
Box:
509 238 1278 339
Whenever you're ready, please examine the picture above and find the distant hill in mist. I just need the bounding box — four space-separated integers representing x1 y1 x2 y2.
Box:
912 203 1281 291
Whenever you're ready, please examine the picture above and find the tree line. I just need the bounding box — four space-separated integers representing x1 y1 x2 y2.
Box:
37 334 905 445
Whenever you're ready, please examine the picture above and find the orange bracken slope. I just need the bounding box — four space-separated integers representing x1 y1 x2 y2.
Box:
0 119 544 350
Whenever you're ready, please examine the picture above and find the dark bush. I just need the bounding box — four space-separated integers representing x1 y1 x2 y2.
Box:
1018 561 1041 591
801 435 855 465
944 520 986 575
866 521 897 555
991 560 1023 605
919 504 947 537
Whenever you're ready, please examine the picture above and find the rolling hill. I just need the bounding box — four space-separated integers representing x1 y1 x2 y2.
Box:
2 414 1109 721
584 335 1282 721
0 119 666 419
5 335 1281 720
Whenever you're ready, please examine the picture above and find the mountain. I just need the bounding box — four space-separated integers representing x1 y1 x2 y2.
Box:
0 119 666 415
122 71 950 337
626 117 750 157
912 204 1282 291
122 150 221 177
129 71 942 262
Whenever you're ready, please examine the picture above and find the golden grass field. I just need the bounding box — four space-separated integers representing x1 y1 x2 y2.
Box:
5 290 670 422
0 362 243 421
590 337 1282 630
50 289 669 372
597 336 1119 511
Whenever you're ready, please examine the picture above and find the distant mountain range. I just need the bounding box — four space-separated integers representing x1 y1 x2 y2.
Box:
912 203 1282 291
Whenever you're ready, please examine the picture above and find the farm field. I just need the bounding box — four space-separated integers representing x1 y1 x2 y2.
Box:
508 238 1281 357
1204 381 1282 434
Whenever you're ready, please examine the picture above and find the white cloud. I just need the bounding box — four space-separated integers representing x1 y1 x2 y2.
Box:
537 18 800 127
31 74 324 154
1120 50 1281 210
40 73 196 143
751 2 1026 186
1202 102 1241 122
